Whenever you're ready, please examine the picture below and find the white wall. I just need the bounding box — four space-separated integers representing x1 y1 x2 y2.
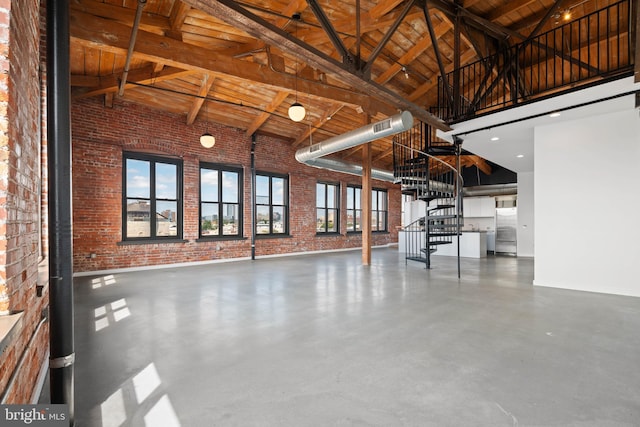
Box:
517 172 534 257
534 107 640 297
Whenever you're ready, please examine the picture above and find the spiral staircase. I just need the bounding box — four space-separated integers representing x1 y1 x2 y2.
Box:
393 122 464 274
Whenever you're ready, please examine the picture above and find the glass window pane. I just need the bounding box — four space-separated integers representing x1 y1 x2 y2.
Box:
222 204 239 235
256 175 269 204
327 209 337 232
379 191 386 209
347 187 354 209
317 208 326 232
222 171 238 203
272 177 285 205
371 191 378 210
355 210 361 231
126 159 150 199
156 163 177 200
378 212 387 231
201 169 219 202
316 184 325 208
126 199 150 238
256 205 270 234
272 206 285 234
355 189 361 209
156 200 178 236
327 185 336 208
201 202 219 236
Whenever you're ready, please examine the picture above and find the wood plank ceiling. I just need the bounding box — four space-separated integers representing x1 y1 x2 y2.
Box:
69 0 621 174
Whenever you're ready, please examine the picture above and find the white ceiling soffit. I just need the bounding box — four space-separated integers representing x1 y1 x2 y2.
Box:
437 77 640 174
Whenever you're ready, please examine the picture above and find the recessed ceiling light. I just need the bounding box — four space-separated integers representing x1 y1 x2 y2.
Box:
516 154 524 158
549 112 561 118
490 137 500 141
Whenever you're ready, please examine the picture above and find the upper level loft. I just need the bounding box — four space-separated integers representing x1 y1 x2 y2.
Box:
433 0 635 124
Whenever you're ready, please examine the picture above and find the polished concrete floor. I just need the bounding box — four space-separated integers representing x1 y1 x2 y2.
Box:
65 248 640 426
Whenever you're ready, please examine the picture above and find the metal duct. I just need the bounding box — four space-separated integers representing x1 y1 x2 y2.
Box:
303 157 395 182
463 183 517 197
295 111 413 164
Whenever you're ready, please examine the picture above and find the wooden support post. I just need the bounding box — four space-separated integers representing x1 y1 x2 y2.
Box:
361 114 372 266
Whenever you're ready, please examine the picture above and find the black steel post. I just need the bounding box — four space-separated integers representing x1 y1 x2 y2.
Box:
250 134 256 260
454 136 463 280
46 0 75 423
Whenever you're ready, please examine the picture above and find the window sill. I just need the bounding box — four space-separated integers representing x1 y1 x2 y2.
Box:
255 234 292 239
196 236 248 242
118 238 188 246
315 232 342 237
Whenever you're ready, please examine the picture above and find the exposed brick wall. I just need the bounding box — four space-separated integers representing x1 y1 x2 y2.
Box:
72 97 400 272
0 0 49 404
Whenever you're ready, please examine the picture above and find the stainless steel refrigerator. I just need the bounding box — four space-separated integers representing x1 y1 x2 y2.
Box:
495 207 517 254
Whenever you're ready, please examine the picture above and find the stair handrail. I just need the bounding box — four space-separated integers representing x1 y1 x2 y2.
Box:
393 141 464 190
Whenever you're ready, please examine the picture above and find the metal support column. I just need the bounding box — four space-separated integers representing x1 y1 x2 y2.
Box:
454 136 463 279
47 0 75 422
250 134 256 260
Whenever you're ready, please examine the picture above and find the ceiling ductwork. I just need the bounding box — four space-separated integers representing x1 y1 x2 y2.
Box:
294 111 413 181
303 157 395 182
295 111 413 163
463 183 517 197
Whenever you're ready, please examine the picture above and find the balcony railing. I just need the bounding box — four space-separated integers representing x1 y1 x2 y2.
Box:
435 0 634 123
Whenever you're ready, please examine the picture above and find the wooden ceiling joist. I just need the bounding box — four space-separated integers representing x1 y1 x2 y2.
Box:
69 9 383 113
182 0 451 131
186 74 215 125
72 66 196 99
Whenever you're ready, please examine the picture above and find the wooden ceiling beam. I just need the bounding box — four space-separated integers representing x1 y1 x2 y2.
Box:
370 0 406 19
466 155 492 175
245 90 290 136
292 104 344 147
70 0 169 33
167 1 191 39
72 66 196 98
186 74 215 125
70 9 384 113
181 0 450 131
485 0 537 23
376 18 449 84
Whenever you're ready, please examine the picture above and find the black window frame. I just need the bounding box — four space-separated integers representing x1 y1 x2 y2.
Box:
372 188 388 232
255 171 290 236
199 162 244 239
316 181 340 234
346 185 362 233
122 152 183 242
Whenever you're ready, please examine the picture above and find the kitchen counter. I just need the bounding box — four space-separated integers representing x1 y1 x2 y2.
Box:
433 231 487 258
398 231 488 258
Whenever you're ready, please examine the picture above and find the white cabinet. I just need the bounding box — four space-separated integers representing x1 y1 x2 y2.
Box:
463 197 495 217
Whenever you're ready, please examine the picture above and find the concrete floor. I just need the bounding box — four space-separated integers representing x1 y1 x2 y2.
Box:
63 248 640 426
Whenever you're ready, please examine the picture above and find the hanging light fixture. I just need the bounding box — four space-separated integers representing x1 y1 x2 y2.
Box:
288 13 306 122
200 93 216 148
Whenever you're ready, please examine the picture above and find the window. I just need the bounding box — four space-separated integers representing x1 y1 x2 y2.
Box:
255 172 288 235
200 164 242 238
316 182 339 233
124 153 182 240
372 188 388 232
346 185 361 232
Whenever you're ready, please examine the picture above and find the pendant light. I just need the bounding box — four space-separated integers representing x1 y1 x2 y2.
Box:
288 13 306 122
200 93 216 148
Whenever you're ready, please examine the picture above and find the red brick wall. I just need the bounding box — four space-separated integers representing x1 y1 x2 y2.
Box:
72 97 401 272
0 0 49 404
